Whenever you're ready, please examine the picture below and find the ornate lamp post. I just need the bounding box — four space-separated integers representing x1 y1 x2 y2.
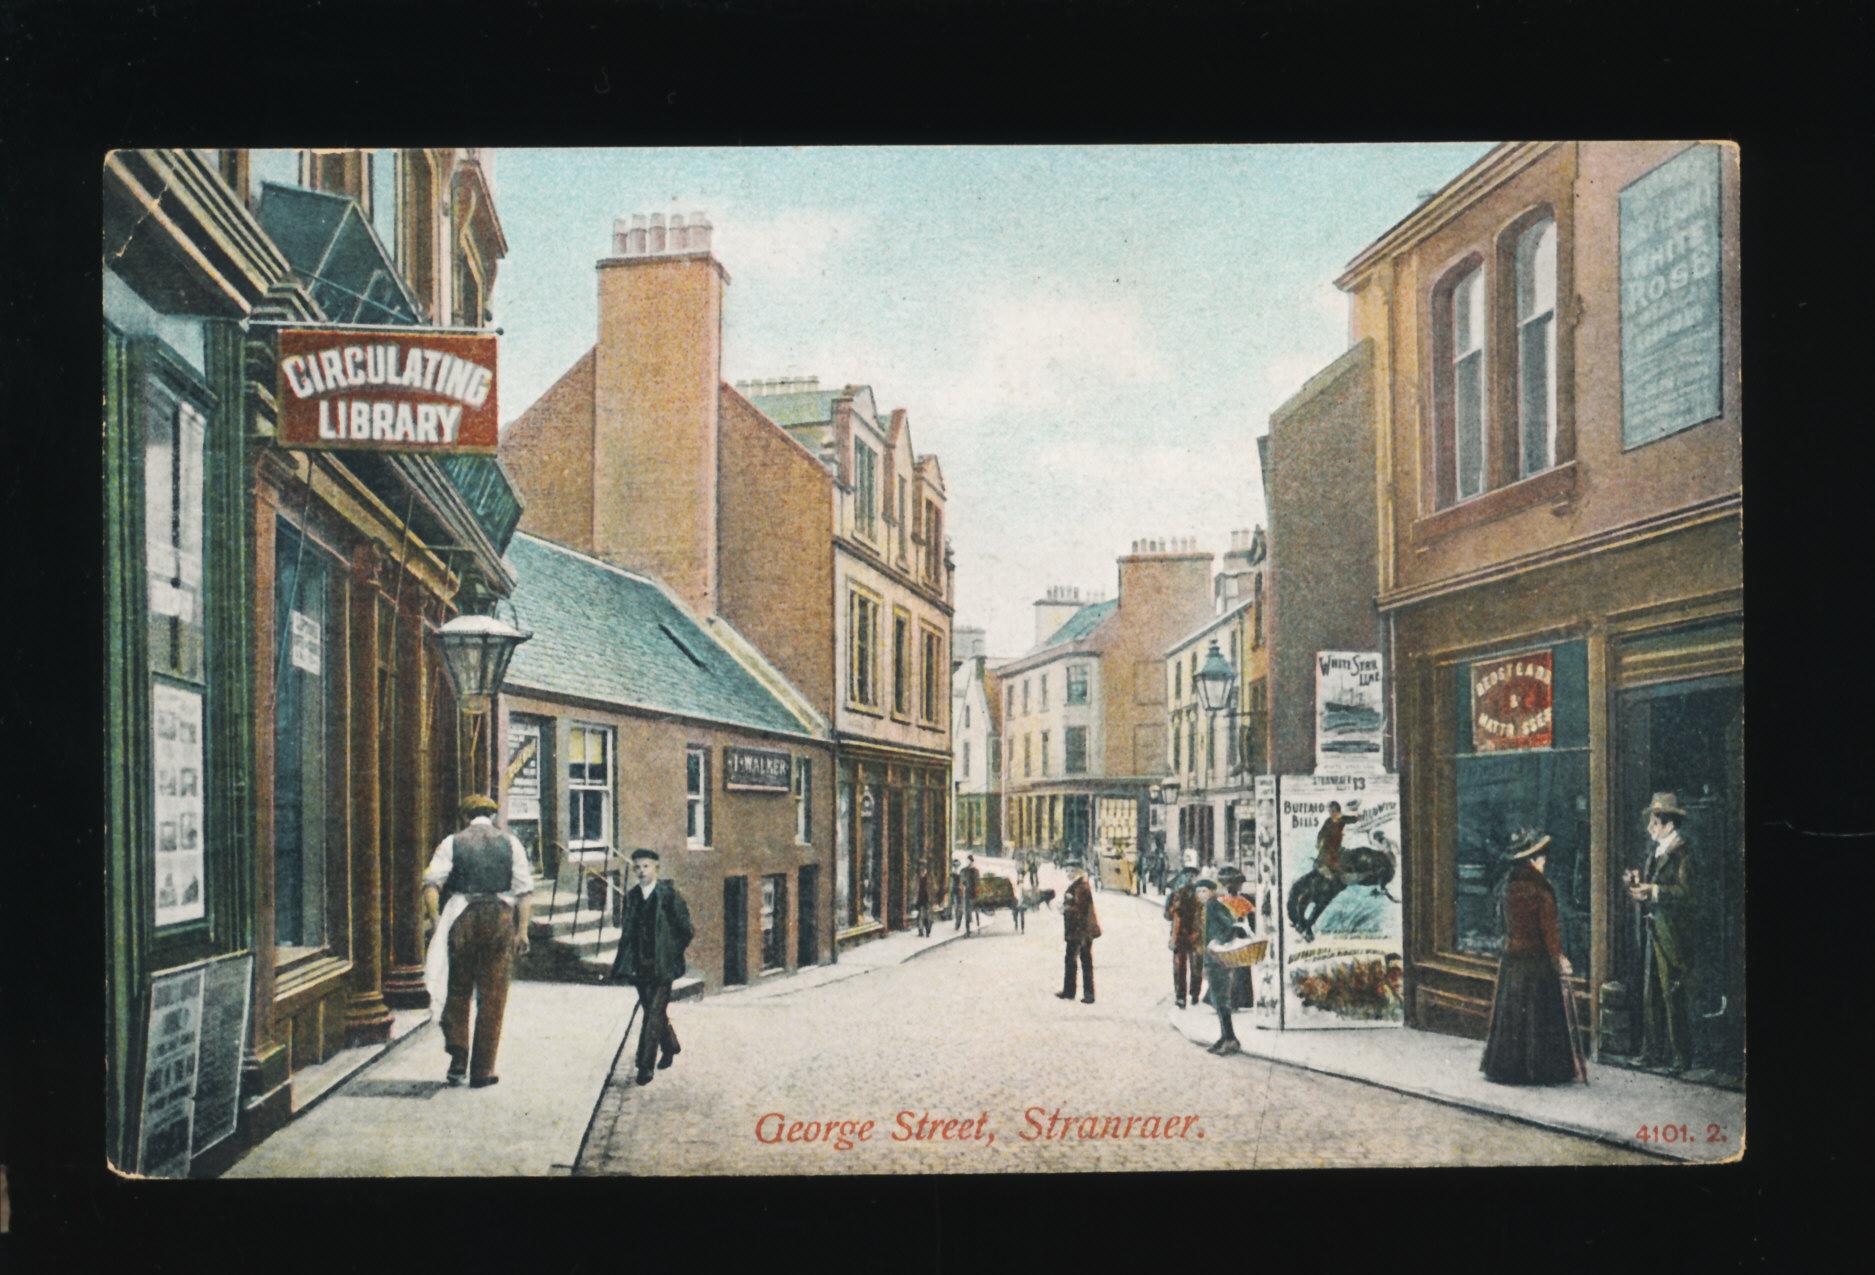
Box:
434 573 531 797
1194 639 1234 716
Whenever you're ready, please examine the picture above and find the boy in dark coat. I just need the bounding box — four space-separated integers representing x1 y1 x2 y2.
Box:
1199 876 1244 1055
608 849 695 1086
1164 868 1204 1008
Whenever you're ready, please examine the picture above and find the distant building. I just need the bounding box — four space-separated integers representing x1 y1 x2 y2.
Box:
1161 529 1268 871
999 542 1213 886
950 626 1007 855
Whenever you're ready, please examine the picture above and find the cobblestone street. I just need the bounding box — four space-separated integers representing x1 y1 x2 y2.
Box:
577 861 1650 1174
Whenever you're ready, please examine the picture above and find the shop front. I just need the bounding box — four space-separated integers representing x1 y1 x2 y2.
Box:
1393 517 1743 1088
836 743 949 943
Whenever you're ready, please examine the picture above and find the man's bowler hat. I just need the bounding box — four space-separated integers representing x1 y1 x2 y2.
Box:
1217 864 1246 884
630 848 660 862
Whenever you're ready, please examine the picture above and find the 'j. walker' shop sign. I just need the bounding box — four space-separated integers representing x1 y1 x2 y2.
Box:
724 746 792 793
1471 650 1554 752
275 328 499 454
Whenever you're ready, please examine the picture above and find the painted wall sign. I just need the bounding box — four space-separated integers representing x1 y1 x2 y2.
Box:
1471 650 1555 752
724 746 792 793
1314 650 1385 775
1620 143 1723 448
275 327 499 454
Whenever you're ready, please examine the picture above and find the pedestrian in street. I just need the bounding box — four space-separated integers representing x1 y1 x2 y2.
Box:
608 849 695 1087
960 855 981 935
1198 875 1243 1055
1218 865 1256 1009
1089 851 1105 891
1132 851 1146 895
1026 851 1040 891
1056 859 1101 1003
421 793 534 1089
1164 867 1204 1009
951 858 965 931
913 855 935 937
1481 829 1583 1086
1011 881 1030 933
1628 793 1695 1074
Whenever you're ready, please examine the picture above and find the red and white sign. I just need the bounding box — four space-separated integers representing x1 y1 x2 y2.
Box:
275 328 499 454
1470 651 1554 752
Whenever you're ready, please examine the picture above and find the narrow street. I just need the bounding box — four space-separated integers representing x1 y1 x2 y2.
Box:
577 860 1649 1174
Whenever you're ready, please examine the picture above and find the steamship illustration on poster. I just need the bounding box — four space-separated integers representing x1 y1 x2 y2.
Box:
103 141 1744 1180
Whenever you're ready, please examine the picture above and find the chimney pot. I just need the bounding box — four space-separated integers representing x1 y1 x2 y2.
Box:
649 213 667 253
669 213 688 252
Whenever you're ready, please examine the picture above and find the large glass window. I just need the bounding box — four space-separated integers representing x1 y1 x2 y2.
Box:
1067 664 1088 704
272 520 339 955
1452 641 1590 974
921 628 942 723
860 782 883 923
794 757 813 844
849 589 880 708
892 610 911 716
1516 217 1558 478
1450 263 1487 501
836 776 854 926
567 725 612 849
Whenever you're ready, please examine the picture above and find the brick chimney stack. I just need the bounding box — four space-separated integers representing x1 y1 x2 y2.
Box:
1033 584 1087 646
590 208 731 615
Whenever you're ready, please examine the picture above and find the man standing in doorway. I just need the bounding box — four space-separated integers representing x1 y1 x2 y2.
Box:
1628 793 1696 1074
1056 859 1101 1003
609 849 695 1087
422 793 534 1089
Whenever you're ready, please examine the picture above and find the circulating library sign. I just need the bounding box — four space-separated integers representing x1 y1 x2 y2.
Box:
275 328 500 454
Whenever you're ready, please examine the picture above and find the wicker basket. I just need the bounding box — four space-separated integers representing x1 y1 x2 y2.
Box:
1213 938 1268 968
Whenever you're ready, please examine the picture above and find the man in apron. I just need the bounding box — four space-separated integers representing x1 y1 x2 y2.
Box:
422 794 534 1088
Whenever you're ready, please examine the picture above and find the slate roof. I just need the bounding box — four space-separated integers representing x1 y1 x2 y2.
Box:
745 388 843 427
502 533 819 739
1040 598 1117 649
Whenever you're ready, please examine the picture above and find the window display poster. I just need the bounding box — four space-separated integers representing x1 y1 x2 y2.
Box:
152 681 206 927
1276 773 1403 1030
1314 651 1385 775
1248 775 1283 1028
289 609 322 674
137 964 204 1177
1470 649 1554 752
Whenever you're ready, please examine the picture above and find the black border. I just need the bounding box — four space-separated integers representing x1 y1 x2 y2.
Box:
5 0 1872 1268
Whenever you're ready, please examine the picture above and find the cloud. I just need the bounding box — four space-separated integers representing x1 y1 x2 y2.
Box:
944 286 1170 420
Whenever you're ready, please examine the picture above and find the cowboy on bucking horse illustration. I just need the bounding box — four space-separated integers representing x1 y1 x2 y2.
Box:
1287 803 1399 942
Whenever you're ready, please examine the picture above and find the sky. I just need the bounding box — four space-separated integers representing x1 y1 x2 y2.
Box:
488 144 1494 657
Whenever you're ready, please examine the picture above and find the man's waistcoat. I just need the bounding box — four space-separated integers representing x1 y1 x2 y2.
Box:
446 823 511 895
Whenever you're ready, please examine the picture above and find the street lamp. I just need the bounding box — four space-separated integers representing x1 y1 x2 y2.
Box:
1194 639 1234 717
435 574 531 714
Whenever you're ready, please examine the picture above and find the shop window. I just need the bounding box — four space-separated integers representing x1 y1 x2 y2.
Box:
1451 641 1590 974
685 745 711 848
1065 727 1088 775
567 725 612 850
836 776 854 926
761 874 788 972
860 781 883 923
272 520 341 956
794 757 813 844
1514 216 1558 477
1067 664 1088 704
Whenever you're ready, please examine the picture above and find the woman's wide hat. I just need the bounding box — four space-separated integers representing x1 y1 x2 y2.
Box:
1643 792 1688 819
1504 827 1553 861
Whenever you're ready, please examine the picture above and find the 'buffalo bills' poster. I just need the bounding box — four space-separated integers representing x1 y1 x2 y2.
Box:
1276 774 1403 1029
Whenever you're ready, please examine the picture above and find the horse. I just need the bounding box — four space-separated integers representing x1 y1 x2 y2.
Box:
1286 842 1399 942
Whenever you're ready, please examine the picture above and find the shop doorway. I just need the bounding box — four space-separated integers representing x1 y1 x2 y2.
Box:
723 876 748 987
1611 674 1744 1088
886 788 906 930
797 865 820 965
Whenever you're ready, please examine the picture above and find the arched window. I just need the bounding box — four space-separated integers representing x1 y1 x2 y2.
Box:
1515 216 1558 477
1449 262 1487 501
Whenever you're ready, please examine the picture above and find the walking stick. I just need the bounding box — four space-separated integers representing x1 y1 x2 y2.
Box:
1560 968 1589 1085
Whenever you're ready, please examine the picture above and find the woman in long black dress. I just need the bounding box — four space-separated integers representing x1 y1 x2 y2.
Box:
1480 828 1584 1085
